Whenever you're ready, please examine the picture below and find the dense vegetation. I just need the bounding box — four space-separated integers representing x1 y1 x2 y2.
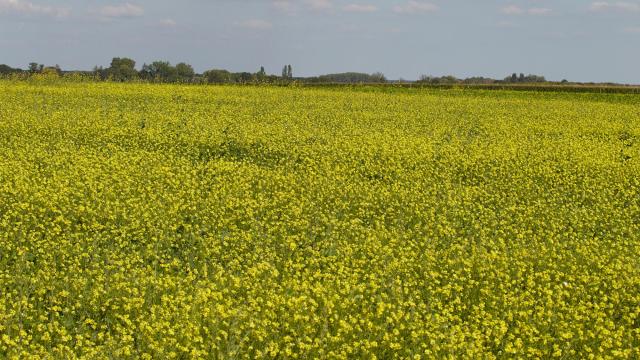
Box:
0 57 617 86
1 81 639 359
305 72 387 84
417 73 547 85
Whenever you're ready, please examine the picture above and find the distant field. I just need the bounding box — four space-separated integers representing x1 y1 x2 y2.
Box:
1 82 639 358
304 82 640 94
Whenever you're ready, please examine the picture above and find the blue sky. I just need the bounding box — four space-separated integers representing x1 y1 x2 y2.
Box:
1 0 639 83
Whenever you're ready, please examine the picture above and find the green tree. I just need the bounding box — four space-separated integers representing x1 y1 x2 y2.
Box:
28 63 43 73
203 69 232 83
370 72 386 83
281 65 293 79
108 57 138 81
311 72 388 84
257 66 267 81
236 72 254 83
175 63 195 83
0 64 20 75
140 61 177 82
93 66 106 80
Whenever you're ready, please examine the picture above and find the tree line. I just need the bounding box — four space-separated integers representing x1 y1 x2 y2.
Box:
1 58 391 84
417 73 548 85
95 58 302 84
1 58 562 85
97 59 392 84
0 58 287 84
1 63 64 76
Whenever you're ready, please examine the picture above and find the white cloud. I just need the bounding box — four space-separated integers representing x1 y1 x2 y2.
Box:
237 19 273 30
272 0 336 14
0 0 69 18
589 1 608 11
501 5 552 16
527 7 552 15
501 5 525 15
344 3 378 12
589 1 640 12
393 1 438 14
624 26 640 32
159 18 176 27
306 0 332 11
99 3 144 18
273 0 294 13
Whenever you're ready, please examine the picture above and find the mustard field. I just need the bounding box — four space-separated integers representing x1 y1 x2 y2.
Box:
1 82 639 359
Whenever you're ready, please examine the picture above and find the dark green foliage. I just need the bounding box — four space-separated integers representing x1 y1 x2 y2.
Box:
175 63 195 82
0 64 21 75
417 75 459 84
281 65 293 79
503 73 546 83
107 57 138 81
138 61 196 83
203 69 233 83
140 61 173 82
29 62 44 73
306 72 387 83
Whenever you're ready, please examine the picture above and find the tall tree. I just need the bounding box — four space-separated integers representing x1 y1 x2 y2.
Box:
257 66 266 80
108 57 138 81
28 62 42 73
141 61 177 82
175 62 195 82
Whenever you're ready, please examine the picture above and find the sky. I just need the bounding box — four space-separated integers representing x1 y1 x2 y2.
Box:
0 0 639 83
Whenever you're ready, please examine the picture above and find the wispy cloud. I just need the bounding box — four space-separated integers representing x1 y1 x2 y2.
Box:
273 0 295 14
589 1 640 12
273 0 340 14
0 0 69 18
527 8 552 15
237 19 273 30
306 0 332 11
159 18 176 27
344 3 378 13
501 5 552 16
393 1 438 14
99 3 144 18
501 5 525 15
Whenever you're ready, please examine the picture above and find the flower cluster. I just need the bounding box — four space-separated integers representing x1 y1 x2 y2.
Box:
0 81 639 358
